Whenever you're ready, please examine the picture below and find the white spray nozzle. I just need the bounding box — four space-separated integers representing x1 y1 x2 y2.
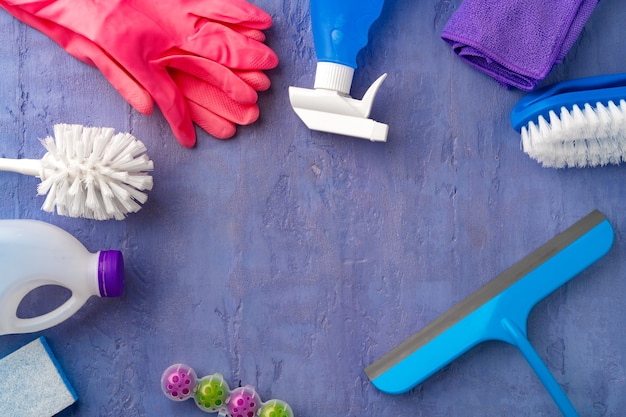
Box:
289 62 389 142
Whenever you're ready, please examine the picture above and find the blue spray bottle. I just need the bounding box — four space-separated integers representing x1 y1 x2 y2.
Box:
289 0 388 142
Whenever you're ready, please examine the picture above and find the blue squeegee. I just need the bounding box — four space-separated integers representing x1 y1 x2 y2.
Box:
364 209 614 417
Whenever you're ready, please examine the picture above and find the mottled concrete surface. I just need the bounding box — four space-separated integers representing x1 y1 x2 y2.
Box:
1 1 625 416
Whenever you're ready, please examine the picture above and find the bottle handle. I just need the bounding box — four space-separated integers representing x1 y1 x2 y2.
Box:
10 294 86 334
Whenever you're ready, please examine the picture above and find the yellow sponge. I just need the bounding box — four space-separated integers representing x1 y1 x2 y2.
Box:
0 337 77 417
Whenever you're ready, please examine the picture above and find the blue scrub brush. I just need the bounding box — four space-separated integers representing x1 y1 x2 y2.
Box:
0 123 153 220
510 72 626 168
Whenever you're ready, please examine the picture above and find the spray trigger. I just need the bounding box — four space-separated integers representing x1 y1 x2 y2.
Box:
289 63 389 142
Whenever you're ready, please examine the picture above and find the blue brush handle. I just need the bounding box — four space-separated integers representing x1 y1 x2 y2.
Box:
502 319 579 417
310 0 386 68
510 72 626 131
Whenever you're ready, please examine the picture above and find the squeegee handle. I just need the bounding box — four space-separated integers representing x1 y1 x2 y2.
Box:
502 318 579 417
310 0 386 68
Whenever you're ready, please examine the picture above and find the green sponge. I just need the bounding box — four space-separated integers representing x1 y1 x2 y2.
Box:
0 337 77 416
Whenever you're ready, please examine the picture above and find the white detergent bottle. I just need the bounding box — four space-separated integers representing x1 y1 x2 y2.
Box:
0 219 124 335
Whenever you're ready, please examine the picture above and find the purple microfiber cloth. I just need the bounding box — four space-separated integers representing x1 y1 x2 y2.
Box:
441 0 600 91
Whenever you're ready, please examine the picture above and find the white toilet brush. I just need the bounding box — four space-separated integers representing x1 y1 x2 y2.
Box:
0 124 154 220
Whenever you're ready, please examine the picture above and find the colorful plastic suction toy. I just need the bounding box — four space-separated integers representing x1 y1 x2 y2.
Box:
227 386 261 417
195 373 230 413
161 364 294 416
161 363 198 401
258 399 294 417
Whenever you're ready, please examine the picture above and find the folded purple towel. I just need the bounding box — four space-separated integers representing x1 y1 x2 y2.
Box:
441 0 599 91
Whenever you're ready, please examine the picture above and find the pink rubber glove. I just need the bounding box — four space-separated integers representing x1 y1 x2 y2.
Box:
2 0 278 147
1 1 275 140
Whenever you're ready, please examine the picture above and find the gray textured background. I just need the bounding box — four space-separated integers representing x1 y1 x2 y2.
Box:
0 1 625 416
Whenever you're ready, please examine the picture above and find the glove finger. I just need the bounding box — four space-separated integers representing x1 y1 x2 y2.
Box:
158 54 258 104
187 0 273 30
80 41 154 115
139 68 197 147
127 0 273 31
233 70 271 92
188 21 278 70
209 21 266 42
172 69 259 126
187 100 236 140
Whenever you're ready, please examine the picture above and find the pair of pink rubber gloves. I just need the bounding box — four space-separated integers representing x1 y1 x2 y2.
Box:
0 0 279 147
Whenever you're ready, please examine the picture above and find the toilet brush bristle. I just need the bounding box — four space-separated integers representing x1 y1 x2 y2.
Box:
37 124 154 220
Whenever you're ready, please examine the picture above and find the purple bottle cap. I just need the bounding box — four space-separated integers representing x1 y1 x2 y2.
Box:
98 250 124 297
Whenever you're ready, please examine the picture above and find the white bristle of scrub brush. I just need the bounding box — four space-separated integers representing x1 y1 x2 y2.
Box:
0 124 154 220
520 99 626 168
